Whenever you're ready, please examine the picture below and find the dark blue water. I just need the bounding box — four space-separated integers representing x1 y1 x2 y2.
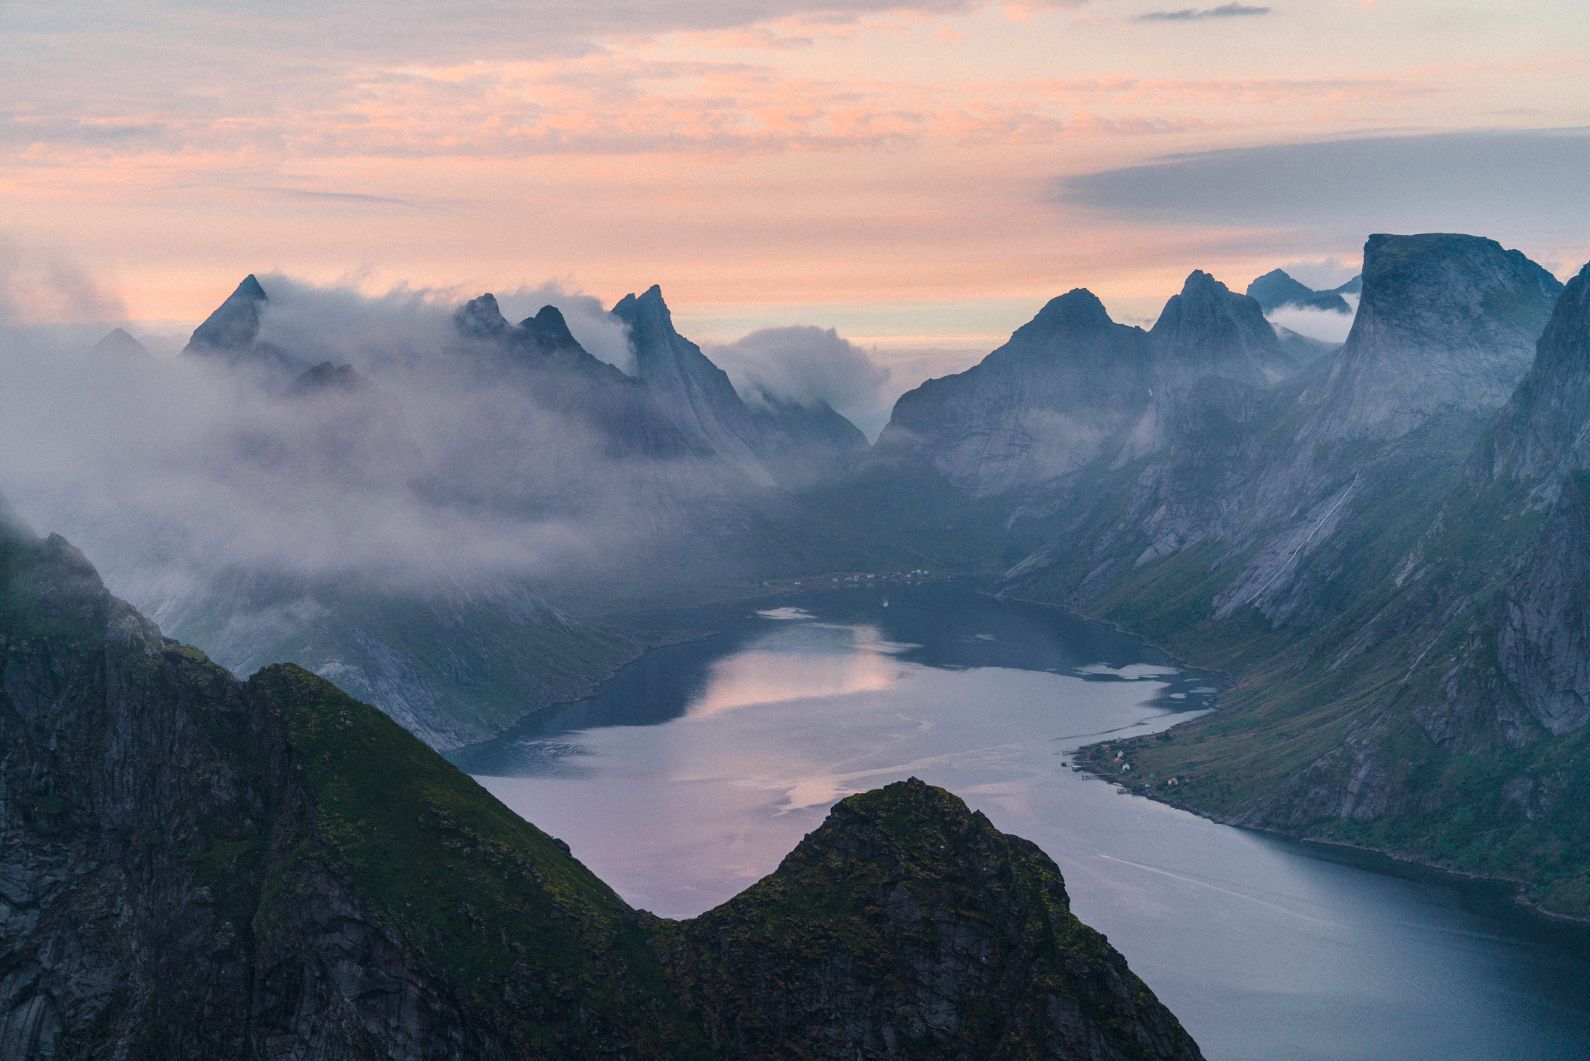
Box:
456 583 1590 1061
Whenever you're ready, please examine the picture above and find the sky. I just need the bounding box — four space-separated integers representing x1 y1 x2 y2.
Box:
1 0 1588 378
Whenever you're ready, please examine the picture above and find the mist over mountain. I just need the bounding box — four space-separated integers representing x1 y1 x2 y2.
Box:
0 270 891 746
706 325 893 435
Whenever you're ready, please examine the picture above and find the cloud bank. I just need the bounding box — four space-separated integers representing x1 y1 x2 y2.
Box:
0 271 747 620
1055 129 1590 255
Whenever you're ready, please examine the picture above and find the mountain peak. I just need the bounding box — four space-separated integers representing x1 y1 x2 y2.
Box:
186 273 271 355
613 283 687 356
1248 268 1326 313
1150 269 1284 384
454 292 510 340
1180 269 1227 295
1171 270 1247 310
521 304 578 348
613 284 675 332
1246 268 1360 315
685 776 1203 1058
1032 287 1114 331
92 327 148 358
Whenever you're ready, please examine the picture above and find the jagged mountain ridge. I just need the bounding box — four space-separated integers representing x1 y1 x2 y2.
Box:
0 519 1201 1059
873 269 1324 502
1002 233 1565 626
819 231 1590 915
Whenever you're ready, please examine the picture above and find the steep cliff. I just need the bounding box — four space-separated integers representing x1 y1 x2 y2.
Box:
0 521 1200 1060
1302 233 1560 441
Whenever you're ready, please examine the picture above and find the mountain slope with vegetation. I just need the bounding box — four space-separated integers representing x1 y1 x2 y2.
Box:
0 516 1200 1060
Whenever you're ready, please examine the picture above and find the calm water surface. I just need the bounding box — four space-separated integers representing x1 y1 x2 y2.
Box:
454 584 1590 1061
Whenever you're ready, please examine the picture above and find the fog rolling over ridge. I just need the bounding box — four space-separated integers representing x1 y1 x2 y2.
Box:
0 269 883 747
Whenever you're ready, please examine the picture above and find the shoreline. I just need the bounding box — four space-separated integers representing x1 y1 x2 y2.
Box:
990 586 1590 930
1072 751 1590 929
492 570 1590 930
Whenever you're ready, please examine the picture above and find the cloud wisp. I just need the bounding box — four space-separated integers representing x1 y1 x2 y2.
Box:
706 325 892 432
1134 3 1271 22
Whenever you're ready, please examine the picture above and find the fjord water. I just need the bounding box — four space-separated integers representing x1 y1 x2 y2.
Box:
457 584 1590 1061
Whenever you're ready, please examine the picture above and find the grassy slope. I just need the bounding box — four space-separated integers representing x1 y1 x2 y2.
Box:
246 663 710 1057
1065 456 1590 917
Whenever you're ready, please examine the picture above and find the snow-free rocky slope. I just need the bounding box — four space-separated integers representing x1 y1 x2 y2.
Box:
0 518 1200 1060
998 240 1588 917
838 232 1589 916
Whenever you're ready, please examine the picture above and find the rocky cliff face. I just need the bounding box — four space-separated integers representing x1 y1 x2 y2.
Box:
0 521 1201 1060
1479 262 1590 490
613 285 772 480
1416 263 1590 743
1303 233 1560 441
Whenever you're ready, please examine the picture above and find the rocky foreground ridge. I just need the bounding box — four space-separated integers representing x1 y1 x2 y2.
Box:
0 518 1199 1060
